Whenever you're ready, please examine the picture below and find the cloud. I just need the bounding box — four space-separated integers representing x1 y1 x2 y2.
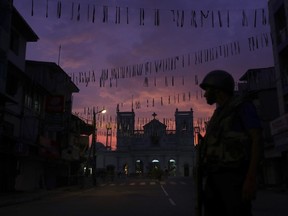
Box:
14 0 273 127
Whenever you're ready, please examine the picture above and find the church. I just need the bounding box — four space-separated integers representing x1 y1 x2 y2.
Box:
95 107 195 177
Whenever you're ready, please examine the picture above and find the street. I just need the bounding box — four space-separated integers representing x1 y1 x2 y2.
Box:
0 177 195 216
1 176 288 216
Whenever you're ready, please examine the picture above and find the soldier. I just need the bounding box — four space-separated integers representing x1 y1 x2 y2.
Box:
199 70 262 216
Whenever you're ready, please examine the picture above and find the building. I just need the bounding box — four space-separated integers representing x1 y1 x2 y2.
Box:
15 60 80 190
95 108 195 178
268 0 288 187
0 2 90 192
0 1 39 192
63 114 93 185
238 67 281 186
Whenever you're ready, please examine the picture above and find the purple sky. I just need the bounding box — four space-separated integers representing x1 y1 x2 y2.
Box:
13 0 274 148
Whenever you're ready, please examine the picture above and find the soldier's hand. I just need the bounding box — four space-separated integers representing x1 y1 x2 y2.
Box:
242 173 257 201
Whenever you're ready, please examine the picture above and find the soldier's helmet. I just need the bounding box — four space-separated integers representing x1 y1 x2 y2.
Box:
199 70 235 95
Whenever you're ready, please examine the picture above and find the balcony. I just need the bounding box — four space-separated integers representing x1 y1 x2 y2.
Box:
270 113 288 136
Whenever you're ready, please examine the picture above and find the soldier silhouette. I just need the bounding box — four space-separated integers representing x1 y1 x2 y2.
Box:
199 70 262 216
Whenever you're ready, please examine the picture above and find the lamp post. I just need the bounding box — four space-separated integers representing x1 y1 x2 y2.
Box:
92 108 106 186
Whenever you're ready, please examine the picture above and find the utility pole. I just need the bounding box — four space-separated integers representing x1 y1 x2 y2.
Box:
91 108 106 186
92 110 97 186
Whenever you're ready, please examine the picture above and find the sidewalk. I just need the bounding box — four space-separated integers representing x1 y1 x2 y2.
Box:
253 188 288 216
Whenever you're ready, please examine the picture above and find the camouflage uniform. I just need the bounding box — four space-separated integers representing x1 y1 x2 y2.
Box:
201 95 260 216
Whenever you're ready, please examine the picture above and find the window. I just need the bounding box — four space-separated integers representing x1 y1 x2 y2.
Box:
10 29 20 55
24 87 32 108
182 120 187 130
6 71 18 96
33 92 41 113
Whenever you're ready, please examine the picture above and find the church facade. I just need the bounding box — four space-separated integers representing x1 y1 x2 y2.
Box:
95 108 195 177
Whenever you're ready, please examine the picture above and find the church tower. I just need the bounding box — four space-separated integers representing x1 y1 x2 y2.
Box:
175 108 194 145
116 105 135 150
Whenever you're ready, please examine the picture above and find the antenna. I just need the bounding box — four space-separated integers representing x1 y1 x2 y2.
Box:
57 45 61 66
132 95 134 111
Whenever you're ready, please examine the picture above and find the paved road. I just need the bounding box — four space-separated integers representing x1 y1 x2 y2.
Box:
0 177 287 216
0 177 194 216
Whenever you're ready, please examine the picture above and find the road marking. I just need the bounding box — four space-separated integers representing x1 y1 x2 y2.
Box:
160 185 169 196
100 180 192 187
169 198 176 206
161 184 177 206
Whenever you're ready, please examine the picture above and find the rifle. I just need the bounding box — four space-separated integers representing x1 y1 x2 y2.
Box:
195 133 204 216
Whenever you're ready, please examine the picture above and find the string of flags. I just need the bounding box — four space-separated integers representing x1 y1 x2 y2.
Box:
29 0 269 28
68 32 271 88
131 90 206 111
83 92 206 135
73 89 210 136
74 107 210 138
26 0 272 137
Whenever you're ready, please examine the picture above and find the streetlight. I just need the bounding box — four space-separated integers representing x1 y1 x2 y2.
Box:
92 108 106 186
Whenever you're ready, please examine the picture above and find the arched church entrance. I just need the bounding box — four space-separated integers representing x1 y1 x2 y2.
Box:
168 159 176 176
148 159 162 179
135 159 144 175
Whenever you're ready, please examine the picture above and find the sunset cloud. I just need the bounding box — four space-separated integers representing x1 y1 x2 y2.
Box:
14 0 274 148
